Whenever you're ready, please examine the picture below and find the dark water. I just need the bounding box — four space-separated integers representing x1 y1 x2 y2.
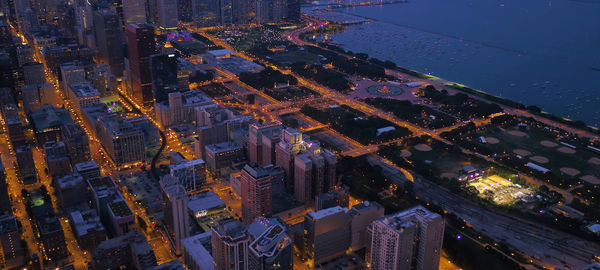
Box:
321 0 600 127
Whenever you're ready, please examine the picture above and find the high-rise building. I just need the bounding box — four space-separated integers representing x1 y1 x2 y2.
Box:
122 0 146 24
55 173 88 210
285 0 300 21
157 0 178 29
43 44 94 73
192 0 219 27
61 123 91 165
240 163 273 224
211 219 251 270
126 23 155 107
20 84 42 112
193 104 253 158
87 176 135 237
59 62 86 91
68 208 107 250
315 186 349 211
16 44 34 66
43 140 71 178
304 206 351 266
31 200 69 261
248 223 293 270
178 0 193 22
275 129 337 202
349 201 384 252
22 61 46 85
91 231 157 269
204 141 245 177
255 0 286 23
0 215 25 268
1 103 25 148
217 0 233 26
30 104 75 145
160 175 190 254
95 113 146 166
169 152 206 193
369 206 445 270
248 121 282 166
15 145 37 184
232 0 252 24
75 160 101 180
150 53 179 103
94 9 125 76
0 157 10 214
155 90 213 127
275 128 304 190
67 82 101 114
182 232 216 270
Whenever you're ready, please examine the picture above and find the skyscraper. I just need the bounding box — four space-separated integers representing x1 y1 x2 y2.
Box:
157 0 178 29
240 163 273 224
217 0 233 26
94 9 125 76
369 206 445 270
285 0 300 21
160 175 190 254
192 0 219 27
211 219 251 270
178 0 193 22
232 0 252 24
248 121 282 166
126 23 155 107
275 128 303 191
122 0 146 24
150 53 179 103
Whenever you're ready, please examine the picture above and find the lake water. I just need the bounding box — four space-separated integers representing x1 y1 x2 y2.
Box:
316 0 600 127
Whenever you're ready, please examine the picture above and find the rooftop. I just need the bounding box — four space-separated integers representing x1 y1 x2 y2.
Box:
30 104 74 132
57 173 85 189
181 233 216 270
213 219 249 241
208 49 234 57
87 176 116 190
188 192 225 214
170 158 205 171
249 224 291 258
69 82 100 99
0 215 18 234
75 160 99 172
109 200 134 218
242 163 283 179
69 209 105 237
307 206 348 220
205 141 243 153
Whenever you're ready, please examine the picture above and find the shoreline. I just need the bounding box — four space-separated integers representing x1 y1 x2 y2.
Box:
301 11 600 135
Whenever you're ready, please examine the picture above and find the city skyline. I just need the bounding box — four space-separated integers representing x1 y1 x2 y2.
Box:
0 0 598 269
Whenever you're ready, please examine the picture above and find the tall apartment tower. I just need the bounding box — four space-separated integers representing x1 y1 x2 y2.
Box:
160 175 190 254
94 9 124 76
248 121 282 166
369 206 445 270
274 128 303 190
126 23 155 107
211 219 251 270
240 163 273 224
